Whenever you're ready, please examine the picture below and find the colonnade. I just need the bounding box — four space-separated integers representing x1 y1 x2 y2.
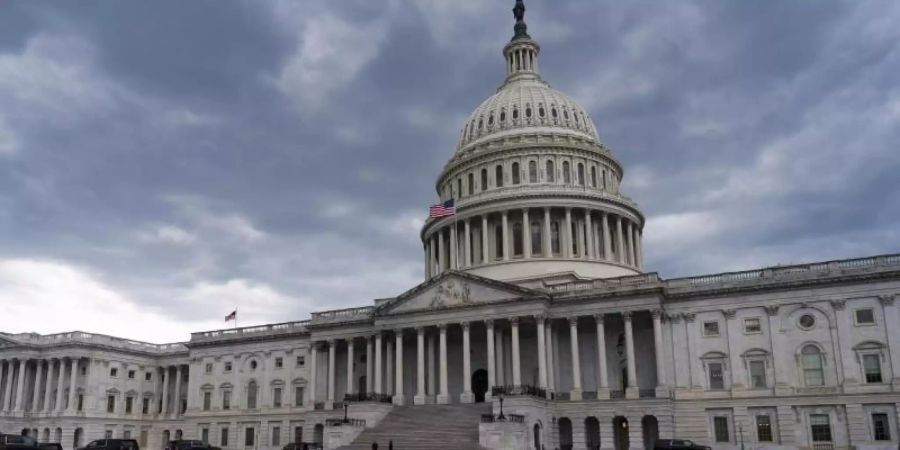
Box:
309 309 665 406
0 358 81 414
425 207 642 278
158 364 187 417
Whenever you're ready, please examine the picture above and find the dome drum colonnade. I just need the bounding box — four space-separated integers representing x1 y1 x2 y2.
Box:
421 0 644 282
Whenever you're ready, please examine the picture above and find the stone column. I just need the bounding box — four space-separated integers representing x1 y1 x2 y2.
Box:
877 295 900 387
501 211 510 261
536 316 547 390
308 346 318 405
437 324 449 404
486 320 495 401
449 223 457 269
616 216 625 264
13 359 26 411
42 360 54 412
394 331 405 405
174 364 183 416
585 210 594 259
346 338 355 396
2 360 13 411
159 367 169 414
374 334 383 395
67 359 78 413
568 318 582 400
624 312 639 399
634 227 643 269
511 318 522 386
386 339 394 396
366 336 374 393
602 212 611 260
55 360 66 413
428 238 436 277
495 327 505 386
415 327 426 405
595 314 609 399
427 332 436 396
461 322 473 403
464 219 472 267
626 221 635 265
523 209 531 258
31 360 43 412
564 208 573 258
652 310 667 396
327 340 336 407
438 230 446 273
543 208 552 256
545 322 555 393
481 215 489 264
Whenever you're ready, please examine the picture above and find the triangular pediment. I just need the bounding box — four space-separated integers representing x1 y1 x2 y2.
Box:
378 271 546 315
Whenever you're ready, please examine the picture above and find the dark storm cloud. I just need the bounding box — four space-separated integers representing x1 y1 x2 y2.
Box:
0 1 898 342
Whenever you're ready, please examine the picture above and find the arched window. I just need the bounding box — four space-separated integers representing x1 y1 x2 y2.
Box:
551 221 560 255
494 225 504 260
247 381 258 409
481 169 488 191
530 221 542 255
801 345 824 386
513 223 523 256
495 165 504 188
527 161 538 183
538 106 545 118
601 170 607 189
525 106 532 118
577 163 585 186
500 109 506 123
456 179 462 198
563 109 570 120
467 173 474 196
478 118 484 130
591 166 597 188
563 161 571 184
546 160 555 183
551 108 558 119
585 417 601 450
558 418 573 450
513 108 519 120
488 113 494 126
511 162 520 185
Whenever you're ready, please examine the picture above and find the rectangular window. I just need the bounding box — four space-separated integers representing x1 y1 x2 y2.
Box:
295 387 304 406
221 428 229 447
864 354 883 383
856 308 876 325
81 366 87 375
872 413 891 441
140 430 148 447
293 427 303 445
223 391 231 410
110 368 118 378
810 414 832 443
703 321 720 337
709 363 724 390
125 396 134 414
203 392 211 411
77 394 84 411
201 429 209 444
107 395 116 413
145 372 152 381
756 415 773 442
273 388 282 408
749 360 767 388
713 416 730 443
244 428 255 447
142 397 150 414
123 431 131 439
205 363 213 374
296 356 305 367
105 431 113 439
128 370 135 379
224 362 232 372
271 427 280 446
275 357 283 369
744 318 762 334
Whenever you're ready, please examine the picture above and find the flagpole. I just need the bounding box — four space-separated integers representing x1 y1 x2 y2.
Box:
235 306 238 329
454 198 459 270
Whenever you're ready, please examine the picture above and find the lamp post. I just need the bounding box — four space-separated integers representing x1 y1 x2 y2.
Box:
738 422 745 450
342 401 349 423
497 394 505 420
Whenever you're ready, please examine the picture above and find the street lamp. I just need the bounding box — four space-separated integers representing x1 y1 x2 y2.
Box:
342 401 349 423
497 394 505 420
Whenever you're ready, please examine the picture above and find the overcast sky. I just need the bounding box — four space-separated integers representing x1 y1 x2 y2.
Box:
1 1 898 343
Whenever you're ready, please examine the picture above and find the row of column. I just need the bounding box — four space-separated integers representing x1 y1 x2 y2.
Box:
0 358 79 414
425 207 642 278
309 310 665 405
158 364 186 416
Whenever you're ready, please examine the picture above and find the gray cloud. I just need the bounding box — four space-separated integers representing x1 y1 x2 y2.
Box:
0 1 898 342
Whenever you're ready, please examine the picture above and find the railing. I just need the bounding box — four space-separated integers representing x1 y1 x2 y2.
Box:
481 414 525 423
310 306 374 324
609 390 625 399
491 385 546 399
638 389 656 398
582 391 597 400
325 418 365 427
3 331 187 354
812 444 834 450
313 402 326 410
546 273 661 294
556 392 570 401
191 320 310 341
343 393 393 403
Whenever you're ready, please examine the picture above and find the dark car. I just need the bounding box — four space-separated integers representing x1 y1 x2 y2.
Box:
282 444 319 450
78 439 140 450
0 434 38 450
38 443 63 450
654 439 711 450
165 441 219 450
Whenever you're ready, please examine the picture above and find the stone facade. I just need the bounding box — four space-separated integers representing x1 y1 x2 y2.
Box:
3 2 899 450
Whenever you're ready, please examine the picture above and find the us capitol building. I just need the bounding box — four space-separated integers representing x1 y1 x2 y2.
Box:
2 3 899 450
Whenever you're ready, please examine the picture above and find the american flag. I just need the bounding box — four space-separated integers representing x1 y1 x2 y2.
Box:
429 199 456 218
225 310 237 322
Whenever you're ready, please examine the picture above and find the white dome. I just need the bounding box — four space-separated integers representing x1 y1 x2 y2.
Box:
456 78 600 154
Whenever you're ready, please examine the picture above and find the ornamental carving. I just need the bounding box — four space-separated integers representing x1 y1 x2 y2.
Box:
764 305 780 316
879 294 896 306
429 280 472 309
830 299 846 311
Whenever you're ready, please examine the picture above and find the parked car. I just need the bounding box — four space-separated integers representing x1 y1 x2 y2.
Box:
281 443 320 450
164 440 219 450
0 434 38 450
654 439 711 450
38 443 63 450
78 439 140 450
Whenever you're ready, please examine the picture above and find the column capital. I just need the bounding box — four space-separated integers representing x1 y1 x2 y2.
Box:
568 316 579 326
416 326 425 334
543 206 551 213
622 311 633 321
722 309 736 319
764 305 780 316
394 327 405 336
533 313 547 322
509 316 519 326
650 309 664 319
460 321 470 331
327 339 336 346
667 313 682 324
593 313 605 323
345 336 355 344
830 299 847 310
484 319 494 330
879 294 896 306
682 312 696 323
438 323 448 331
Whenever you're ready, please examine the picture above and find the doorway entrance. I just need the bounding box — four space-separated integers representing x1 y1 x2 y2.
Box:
642 416 659 450
472 369 488 402
613 416 629 450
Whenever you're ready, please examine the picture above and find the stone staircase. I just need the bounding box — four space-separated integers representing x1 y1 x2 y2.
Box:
337 403 490 450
